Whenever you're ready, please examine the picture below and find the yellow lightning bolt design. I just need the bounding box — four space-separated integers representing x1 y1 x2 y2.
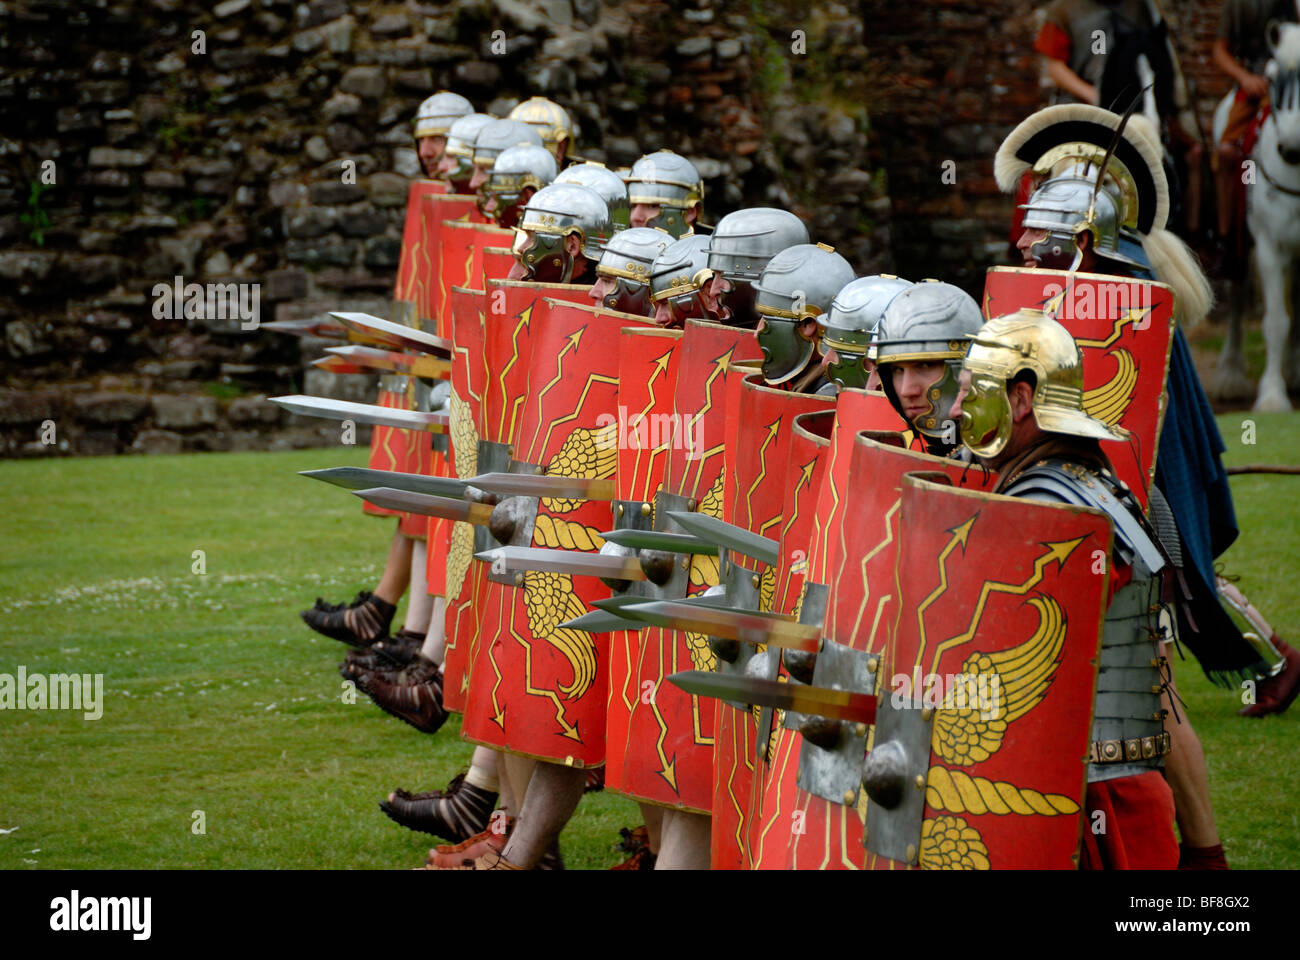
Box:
629 348 675 497
534 372 620 465
489 583 507 729
744 415 783 532
923 536 1087 675
527 326 586 456
649 628 678 791
508 614 583 742
687 347 736 496
494 304 532 441
1074 306 1151 349
913 514 978 667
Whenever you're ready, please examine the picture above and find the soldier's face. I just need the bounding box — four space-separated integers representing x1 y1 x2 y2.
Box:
630 203 662 229
469 164 490 191
417 136 446 176
891 360 946 423
590 275 617 305
1016 228 1048 268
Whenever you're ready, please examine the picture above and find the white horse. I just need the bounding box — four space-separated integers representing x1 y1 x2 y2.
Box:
1215 21 1300 411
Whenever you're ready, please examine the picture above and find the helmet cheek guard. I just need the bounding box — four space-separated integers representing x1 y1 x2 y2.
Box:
958 372 1014 459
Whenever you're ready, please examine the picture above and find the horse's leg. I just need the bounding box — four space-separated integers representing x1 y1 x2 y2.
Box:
1253 237 1292 411
1213 272 1255 401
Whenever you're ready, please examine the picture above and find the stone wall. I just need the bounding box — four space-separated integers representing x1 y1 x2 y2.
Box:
0 0 1240 457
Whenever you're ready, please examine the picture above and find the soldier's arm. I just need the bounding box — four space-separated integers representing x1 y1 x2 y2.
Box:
1034 6 1098 104
1212 37 1268 97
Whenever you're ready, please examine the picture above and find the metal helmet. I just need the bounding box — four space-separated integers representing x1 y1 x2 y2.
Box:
649 234 715 327
960 307 1129 459
705 208 810 283
553 162 630 233
508 96 574 159
514 182 612 282
472 119 543 169
485 144 558 226
595 227 673 315
413 91 473 139
442 112 496 183
1020 165 1141 271
819 275 913 390
626 151 705 239
874 281 984 443
753 243 855 385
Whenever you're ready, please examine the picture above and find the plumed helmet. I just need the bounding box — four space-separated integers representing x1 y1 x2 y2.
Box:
1020 167 1141 269
554 162 630 232
508 96 575 156
705 208 810 283
472 119 543 168
518 182 613 262
488 144 558 206
874 281 984 441
413 91 473 138
960 308 1129 458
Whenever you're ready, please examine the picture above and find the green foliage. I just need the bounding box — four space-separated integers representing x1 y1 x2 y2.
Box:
19 181 52 247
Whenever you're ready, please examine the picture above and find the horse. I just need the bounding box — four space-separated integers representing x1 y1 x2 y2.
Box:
1214 21 1300 412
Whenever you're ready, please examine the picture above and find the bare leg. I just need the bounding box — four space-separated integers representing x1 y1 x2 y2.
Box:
420 597 448 663
501 761 586 868
403 539 433 634
501 753 537 818
1162 665 1220 848
656 810 711 870
639 803 664 855
374 528 414 605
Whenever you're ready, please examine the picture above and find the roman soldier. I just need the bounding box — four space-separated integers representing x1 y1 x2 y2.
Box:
704 208 810 327
951 307 1180 868
647 234 717 328
508 181 610 283
412 90 473 178
481 144 557 228
508 96 575 166
554 162 632 232
996 104 1300 867
625 150 706 237
589 227 674 315
438 112 497 193
467 119 544 198
817 275 913 391
752 242 856 393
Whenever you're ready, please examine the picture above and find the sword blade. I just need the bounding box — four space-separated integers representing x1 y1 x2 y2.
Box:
664 511 780 566
325 345 451 379
467 472 617 501
330 312 453 357
668 671 877 723
300 467 467 499
312 355 368 374
269 395 449 433
599 529 718 555
262 317 349 339
615 599 820 651
557 609 644 633
353 487 492 524
474 546 647 581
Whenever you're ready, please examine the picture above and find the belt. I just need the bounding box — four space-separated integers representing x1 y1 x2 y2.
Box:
1089 730 1171 764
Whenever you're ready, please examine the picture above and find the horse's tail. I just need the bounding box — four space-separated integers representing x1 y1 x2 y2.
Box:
1145 227 1214 326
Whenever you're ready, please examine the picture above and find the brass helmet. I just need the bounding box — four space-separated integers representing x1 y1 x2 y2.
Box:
625 151 705 239
554 162 630 234
753 243 855 385
472 119 543 169
514 183 612 282
649 234 714 327
442 112 496 184
960 307 1129 458
819 274 913 390
485 144 558 227
413 91 473 139
874 281 983 443
508 96 574 159
595 227 673 315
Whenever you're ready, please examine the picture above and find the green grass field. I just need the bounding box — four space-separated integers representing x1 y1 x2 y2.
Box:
1 413 1297 869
